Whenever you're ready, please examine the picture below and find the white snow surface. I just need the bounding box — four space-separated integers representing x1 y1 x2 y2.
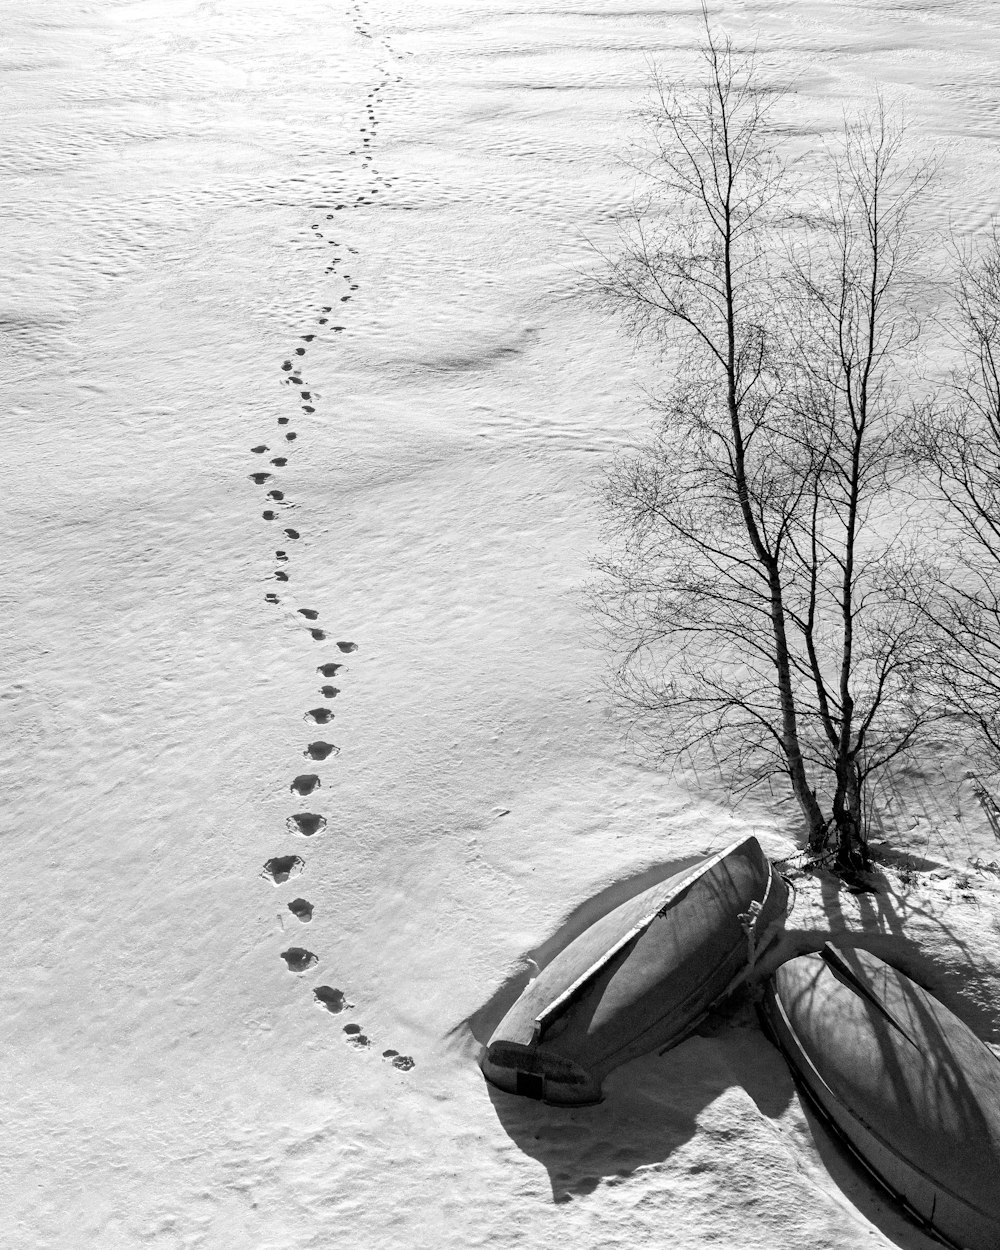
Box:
5 1 1000 1246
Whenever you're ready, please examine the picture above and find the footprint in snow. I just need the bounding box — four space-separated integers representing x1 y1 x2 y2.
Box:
252 445 268 454
318 663 344 677
290 774 321 795
287 812 326 836
298 608 319 620
319 685 339 698
262 854 304 884
305 707 334 724
337 641 358 653
343 1023 371 1048
250 472 271 484
304 741 339 761
310 629 327 641
281 947 318 973
287 898 313 922
284 528 300 540
382 1050 416 1072
314 986 351 1013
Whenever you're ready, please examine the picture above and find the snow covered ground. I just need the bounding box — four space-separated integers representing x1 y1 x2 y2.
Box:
4 0 1000 1246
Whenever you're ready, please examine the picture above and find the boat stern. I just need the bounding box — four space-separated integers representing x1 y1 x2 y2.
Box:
480 1039 602 1105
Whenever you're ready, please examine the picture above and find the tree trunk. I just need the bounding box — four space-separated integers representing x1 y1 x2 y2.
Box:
833 757 867 870
796 777 828 851
762 563 827 846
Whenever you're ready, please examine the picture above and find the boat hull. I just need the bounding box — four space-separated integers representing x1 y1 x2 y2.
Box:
761 946 1000 1250
482 836 788 1105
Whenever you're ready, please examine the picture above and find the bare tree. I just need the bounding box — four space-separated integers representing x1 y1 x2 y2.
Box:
595 17 937 869
777 102 940 860
919 227 1000 763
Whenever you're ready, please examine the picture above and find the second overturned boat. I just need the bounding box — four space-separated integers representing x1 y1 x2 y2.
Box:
761 945 1000 1250
481 835 789 1105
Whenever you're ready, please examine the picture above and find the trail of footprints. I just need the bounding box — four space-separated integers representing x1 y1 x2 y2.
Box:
250 25 412 1074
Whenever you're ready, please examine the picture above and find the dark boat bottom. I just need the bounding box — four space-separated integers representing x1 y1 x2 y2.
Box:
756 1001 966 1250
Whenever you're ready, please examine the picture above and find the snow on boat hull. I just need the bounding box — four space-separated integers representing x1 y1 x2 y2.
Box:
481 836 788 1105
761 946 1000 1250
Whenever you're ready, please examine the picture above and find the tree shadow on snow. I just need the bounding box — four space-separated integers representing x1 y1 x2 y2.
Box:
752 866 1000 1042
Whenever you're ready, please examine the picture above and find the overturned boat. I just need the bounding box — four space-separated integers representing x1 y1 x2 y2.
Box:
761 945 1000 1250
481 835 788 1105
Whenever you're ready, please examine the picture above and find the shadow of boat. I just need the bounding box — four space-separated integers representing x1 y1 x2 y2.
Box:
485 1022 794 1202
